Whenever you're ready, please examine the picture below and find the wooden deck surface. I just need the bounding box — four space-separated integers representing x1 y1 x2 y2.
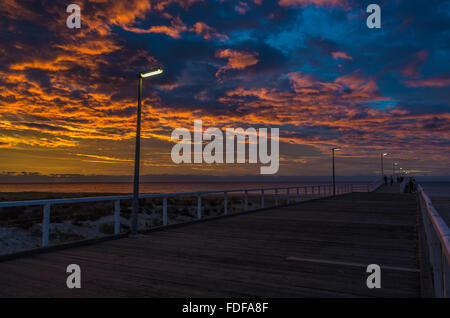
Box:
0 192 421 298
376 184 401 193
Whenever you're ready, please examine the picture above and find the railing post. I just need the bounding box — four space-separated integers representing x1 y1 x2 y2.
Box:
197 194 202 220
318 185 321 196
275 188 278 207
114 199 121 234
433 233 444 297
287 188 290 204
261 189 265 208
444 249 449 298
163 196 168 226
244 190 249 211
296 187 300 201
42 204 50 247
224 192 228 215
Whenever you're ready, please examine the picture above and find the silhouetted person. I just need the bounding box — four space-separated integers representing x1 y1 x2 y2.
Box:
390 176 393 186
407 177 415 193
384 175 388 186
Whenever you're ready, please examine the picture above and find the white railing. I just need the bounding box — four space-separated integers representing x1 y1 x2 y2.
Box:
417 184 450 298
0 183 362 249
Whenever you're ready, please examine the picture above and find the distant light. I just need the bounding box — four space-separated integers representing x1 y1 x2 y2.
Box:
394 162 398 165
140 68 163 78
332 147 341 151
383 153 389 156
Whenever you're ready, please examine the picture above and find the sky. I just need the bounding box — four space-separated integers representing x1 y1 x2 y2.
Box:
0 0 449 181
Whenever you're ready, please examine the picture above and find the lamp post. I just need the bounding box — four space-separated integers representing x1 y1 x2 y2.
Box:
393 162 398 178
131 67 163 235
381 152 389 178
331 147 341 196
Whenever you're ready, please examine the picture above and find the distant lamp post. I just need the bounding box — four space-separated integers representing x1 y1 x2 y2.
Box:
131 67 163 235
331 147 341 196
381 153 389 178
393 162 398 177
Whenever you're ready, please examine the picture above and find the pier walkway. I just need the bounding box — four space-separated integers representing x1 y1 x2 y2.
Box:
376 183 402 193
0 192 422 297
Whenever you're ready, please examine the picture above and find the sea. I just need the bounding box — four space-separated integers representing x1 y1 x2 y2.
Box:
0 181 367 194
419 182 450 197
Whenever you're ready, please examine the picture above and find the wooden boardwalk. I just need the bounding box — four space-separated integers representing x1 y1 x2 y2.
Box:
0 192 422 298
376 183 402 193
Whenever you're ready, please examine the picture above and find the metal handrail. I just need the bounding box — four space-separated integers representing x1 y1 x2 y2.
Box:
0 182 367 249
417 184 450 298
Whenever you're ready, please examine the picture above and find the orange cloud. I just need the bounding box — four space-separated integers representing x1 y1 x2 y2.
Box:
122 15 188 38
235 2 250 14
331 51 352 60
190 22 228 40
215 49 259 77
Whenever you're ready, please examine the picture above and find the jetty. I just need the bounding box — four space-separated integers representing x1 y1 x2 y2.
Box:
0 183 448 297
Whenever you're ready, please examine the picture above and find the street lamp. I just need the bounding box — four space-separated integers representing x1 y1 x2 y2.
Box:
331 147 341 196
131 67 163 235
381 152 389 178
393 162 398 178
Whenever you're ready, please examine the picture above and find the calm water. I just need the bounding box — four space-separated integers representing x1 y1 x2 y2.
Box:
0 182 365 194
420 182 450 197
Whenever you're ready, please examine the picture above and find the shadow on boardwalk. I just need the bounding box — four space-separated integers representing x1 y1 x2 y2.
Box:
0 192 421 298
